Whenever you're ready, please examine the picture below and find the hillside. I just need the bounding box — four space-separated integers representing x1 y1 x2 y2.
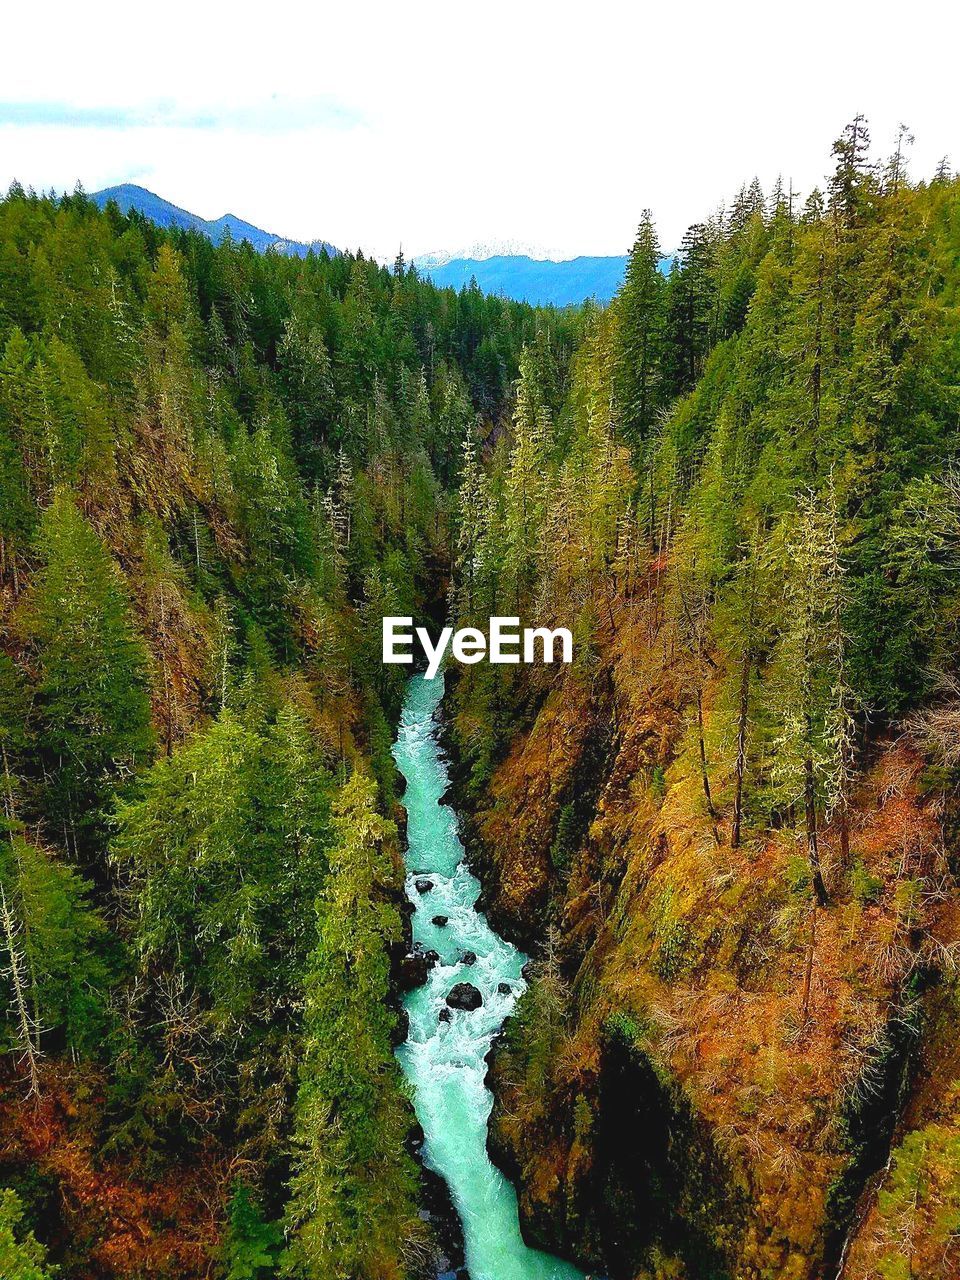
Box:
446 126 960 1280
0 182 581 1279
90 183 340 257
3 120 960 1280
90 188 660 305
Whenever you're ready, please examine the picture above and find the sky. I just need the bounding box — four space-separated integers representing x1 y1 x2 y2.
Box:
3 0 958 262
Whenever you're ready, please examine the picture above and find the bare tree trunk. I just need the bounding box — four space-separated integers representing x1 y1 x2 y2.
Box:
732 549 759 849
1 884 40 1094
3 750 41 1034
801 898 818 1022
697 684 717 821
732 648 750 848
804 754 829 906
159 582 174 757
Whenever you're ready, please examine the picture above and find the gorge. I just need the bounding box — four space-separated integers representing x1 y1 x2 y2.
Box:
394 673 586 1280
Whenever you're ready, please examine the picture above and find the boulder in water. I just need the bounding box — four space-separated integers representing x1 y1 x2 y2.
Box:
397 951 430 990
391 1006 410 1047
438 1007 452 1023
497 981 513 995
415 878 434 894
424 949 441 967
446 982 483 1011
460 950 477 966
432 915 449 927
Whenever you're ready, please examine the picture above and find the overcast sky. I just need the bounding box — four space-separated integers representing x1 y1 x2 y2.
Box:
3 0 958 261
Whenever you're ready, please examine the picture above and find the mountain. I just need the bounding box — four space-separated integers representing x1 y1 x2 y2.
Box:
90 183 339 258
414 252 673 307
88 189 659 303
414 238 572 268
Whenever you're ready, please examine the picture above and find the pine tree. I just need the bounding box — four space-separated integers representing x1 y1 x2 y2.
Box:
454 423 487 621
0 1188 57 1279
829 114 875 226
664 222 716 395
504 346 551 609
614 211 666 449
24 495 154 863
769 486 855 905
282 772 423 1280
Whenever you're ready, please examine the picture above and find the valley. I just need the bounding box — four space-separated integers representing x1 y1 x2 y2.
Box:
2 118 960 1280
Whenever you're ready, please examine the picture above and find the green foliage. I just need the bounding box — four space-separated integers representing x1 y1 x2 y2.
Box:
454 128 960 866
223 1182 282 1280
3 131 960 1276
653 919 697 982
0 836 113 1052
0 1189 57 1280
614 210 666 450
114 702 333 1040
22 494 154 859
604 1011 649 1050
0 180 587 1270
850 858 884 905
549 801 578 873
282 771 423 1280
874 1118 960 1278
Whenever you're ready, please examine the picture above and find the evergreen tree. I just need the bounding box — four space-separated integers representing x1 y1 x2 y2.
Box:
0 1188 57 1280
282 771 423 1280
24 495 153 862
614 211 666 450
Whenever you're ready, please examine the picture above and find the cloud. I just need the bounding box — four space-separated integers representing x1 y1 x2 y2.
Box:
1 0 957 259
0 96 365 133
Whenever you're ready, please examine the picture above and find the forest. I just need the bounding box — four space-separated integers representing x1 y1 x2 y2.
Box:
2 116 960 1280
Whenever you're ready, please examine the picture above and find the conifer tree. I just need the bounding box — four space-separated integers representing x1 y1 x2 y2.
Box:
0 1188 57 1279
504 346 551 609
282 772 422 1280
453 424 487 620
769 487 854 904
24 495 153 862
829 114 875 226
614 211 666 450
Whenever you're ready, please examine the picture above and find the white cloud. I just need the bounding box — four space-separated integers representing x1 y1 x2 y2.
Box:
3 0 958 259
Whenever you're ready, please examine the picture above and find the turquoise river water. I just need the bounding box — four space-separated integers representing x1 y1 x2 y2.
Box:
393 674 587 1280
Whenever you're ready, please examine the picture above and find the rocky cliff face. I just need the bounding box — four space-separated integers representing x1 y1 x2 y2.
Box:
451 592 960 1280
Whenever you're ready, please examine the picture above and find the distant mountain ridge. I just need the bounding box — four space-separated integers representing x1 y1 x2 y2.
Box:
90 184 339 258
90 184 671 305
413 251 673 307
414 238 573 268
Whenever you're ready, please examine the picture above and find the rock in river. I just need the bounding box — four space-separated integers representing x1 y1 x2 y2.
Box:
446 982 483 1011
497 982 513 995
461 950 477 965
397 950 430 990
397 944 443 990
415 878 434 894
432 915 449 927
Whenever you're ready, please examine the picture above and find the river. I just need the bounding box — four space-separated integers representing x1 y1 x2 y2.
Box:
393 673 587 1280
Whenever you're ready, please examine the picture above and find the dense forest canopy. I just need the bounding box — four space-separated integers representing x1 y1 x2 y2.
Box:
448 118 960 1280
2 117 960 1280
454 118 960 789
0 178 581 1277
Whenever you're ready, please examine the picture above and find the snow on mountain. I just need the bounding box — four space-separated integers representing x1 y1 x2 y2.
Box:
413 238 575 268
